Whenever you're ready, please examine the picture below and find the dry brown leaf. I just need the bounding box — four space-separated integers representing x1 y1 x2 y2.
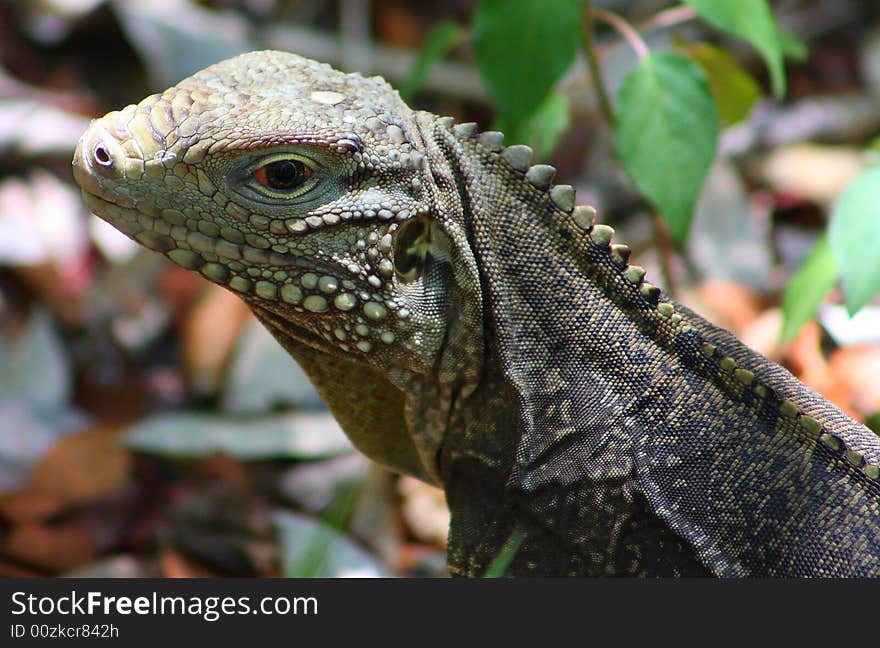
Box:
182 283 251 395
684 281 763 337
0 489 67 523
15 263 88 324
0 557 44 577
2 520 96 572
159 547 218 578
827 344 880 419
193 452 252 490
374 0 425 48
397 476 449 546
29 423 129 504
0 423 129 522
759 143 866 206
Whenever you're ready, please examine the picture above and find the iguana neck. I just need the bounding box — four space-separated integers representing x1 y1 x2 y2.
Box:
416 114 666 573
418 112 651 478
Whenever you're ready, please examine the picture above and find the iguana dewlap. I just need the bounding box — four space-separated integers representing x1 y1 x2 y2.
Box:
73 50 880 576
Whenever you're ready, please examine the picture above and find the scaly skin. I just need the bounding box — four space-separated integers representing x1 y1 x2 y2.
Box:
74 51 880 576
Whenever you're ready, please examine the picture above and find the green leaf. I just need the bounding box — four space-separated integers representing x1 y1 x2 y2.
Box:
223 319 324 413
285 481 365 578
829 165 880 314
125 411 353 459
508 92 571 158
399 21 465 102
613 52 718 245
0 308 70 412
780 234 839 342
274 511 388 578
866 412 880 435
676 42 761 127
473 0 580 134
778 26 808 62
483 529 527 577
683 0 787 98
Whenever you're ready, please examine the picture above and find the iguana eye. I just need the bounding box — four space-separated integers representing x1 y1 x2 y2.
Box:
253 159 313 190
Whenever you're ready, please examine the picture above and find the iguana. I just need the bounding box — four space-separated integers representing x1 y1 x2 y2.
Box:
72 50 880 577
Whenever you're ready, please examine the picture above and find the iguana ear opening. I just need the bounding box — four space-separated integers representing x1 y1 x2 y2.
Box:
388 210 487 471
390 212 484 376
392 214 430 283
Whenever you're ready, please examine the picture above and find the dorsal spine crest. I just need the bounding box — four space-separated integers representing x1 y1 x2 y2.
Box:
443 113 879 481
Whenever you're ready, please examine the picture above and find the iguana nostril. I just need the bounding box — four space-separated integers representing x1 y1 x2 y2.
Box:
93 145 113 166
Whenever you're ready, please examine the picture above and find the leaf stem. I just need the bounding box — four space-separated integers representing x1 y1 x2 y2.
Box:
590 7 650 61
581 2 615 124
582 5 677 295
483 529 527 577
640 5 698 33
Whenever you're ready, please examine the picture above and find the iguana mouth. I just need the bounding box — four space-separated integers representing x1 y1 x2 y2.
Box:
77 183 306 274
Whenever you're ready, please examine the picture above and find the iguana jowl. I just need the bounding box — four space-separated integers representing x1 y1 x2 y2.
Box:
73 51 880 576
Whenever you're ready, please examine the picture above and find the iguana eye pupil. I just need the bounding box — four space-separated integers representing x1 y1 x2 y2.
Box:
254 159 312 190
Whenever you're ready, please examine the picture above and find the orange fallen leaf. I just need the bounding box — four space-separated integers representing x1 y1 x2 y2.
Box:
160 547 218 578
686 281 763 337
182 283 251 396
0 423 129 523
785 322 861 419
28 423 129 505
2 520 96 572
827 344 880 419
0 490 67 523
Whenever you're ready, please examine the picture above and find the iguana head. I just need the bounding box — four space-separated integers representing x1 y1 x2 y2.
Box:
74 50 482 378
73 50 484 481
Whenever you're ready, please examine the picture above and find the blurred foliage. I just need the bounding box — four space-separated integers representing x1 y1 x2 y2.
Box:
683 0 788 97
613 51 718 244
828 165 880 314
473 0 581 141
780 234 837 343
0 0 879 578
674 41 761 129
399 20 465 102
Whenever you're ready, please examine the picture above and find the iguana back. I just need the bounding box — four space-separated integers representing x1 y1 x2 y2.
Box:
72 50 880 576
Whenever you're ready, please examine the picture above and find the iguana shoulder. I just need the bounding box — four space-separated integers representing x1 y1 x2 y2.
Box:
73 50 880 576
